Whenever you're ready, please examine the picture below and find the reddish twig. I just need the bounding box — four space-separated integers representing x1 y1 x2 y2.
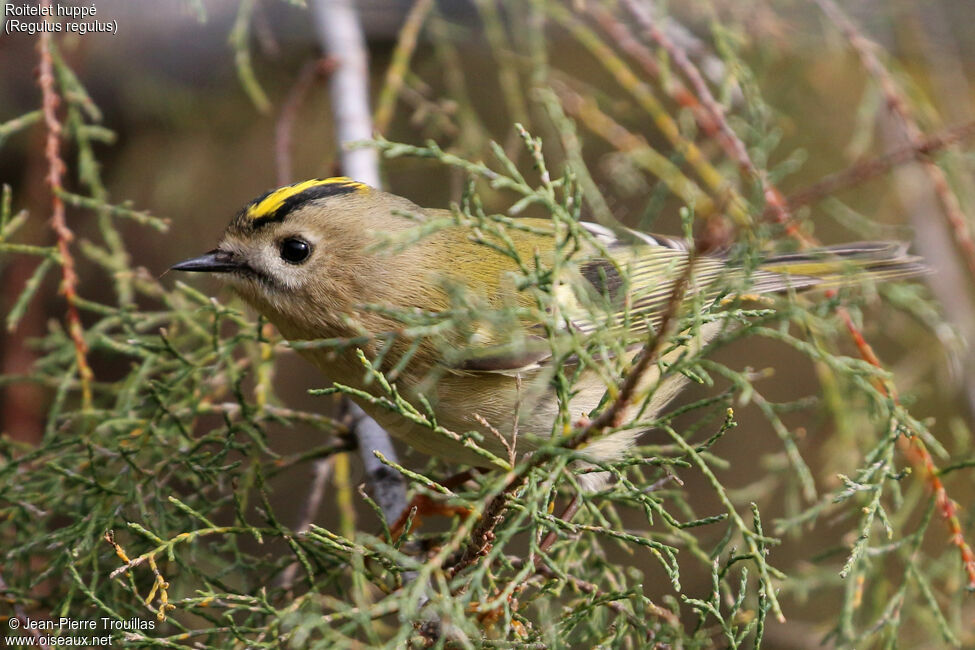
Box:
535 493 581 569
814 0 975 592
448 479 513 577
617 0 810 245
833 302 886 385
832 292 975 590
814 0 975 280
587 5 724 149
38 13 92 409
786 120 975 210
275 57 334 186
898 436 975 591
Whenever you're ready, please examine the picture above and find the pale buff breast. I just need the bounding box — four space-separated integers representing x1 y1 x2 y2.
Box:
294 321 723 470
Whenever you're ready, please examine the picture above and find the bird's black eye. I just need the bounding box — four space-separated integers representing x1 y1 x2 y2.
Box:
279 237 311 264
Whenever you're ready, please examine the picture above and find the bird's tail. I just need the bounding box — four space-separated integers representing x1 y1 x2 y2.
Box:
752 241 928 293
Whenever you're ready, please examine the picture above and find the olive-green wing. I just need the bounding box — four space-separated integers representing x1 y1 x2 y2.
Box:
447 222 925 374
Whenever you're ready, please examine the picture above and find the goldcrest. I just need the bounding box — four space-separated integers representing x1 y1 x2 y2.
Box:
172 177 925 470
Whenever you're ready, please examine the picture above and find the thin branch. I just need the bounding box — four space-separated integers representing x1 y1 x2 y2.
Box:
833 296 975 590
786 120 975 210
535 493 581 565
618 0 803 244
310 0 406 526
310 0 379 186
275 57 334 186
814 0 975 280
448 251 701 581
38 8 92 409
815 0 975 591
570 251 698 446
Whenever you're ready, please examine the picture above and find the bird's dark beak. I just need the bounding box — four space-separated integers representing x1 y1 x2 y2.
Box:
170 249 241 273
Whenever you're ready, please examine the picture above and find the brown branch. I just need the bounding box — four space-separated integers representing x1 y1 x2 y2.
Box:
275 57 334 186
785 119 975 210
832 292 975 590
814 0 975 592
448 480 513 576
814 0 975 280
38 10 92 409
616 0 811 246
571 251 698 445
535 493 580 566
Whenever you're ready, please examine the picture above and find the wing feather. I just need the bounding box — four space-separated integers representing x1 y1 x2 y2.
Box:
440 222 924 374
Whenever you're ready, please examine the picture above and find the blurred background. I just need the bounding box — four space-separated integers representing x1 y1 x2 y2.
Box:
1 0 973 646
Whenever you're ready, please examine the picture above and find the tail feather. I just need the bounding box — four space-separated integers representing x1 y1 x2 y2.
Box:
755 241 928 293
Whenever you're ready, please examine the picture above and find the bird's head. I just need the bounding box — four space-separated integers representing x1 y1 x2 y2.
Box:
170 177 423 337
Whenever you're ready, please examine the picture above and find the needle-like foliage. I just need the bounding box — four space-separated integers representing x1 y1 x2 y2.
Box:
1 2 972 649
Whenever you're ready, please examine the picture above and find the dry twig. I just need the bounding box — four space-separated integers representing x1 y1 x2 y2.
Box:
275 57 335 186
814 0 975 280
814 0 975 592
38 8 93 409
786 120 975 210
618 0 804 244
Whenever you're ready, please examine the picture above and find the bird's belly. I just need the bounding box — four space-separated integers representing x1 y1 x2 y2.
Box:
293 321 723 468
348 367 629 468
370 369 556 467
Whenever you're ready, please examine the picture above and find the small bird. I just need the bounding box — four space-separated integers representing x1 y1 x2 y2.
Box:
172 177 925 471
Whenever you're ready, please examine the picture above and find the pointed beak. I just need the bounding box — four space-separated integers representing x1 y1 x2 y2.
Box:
170 249 242 273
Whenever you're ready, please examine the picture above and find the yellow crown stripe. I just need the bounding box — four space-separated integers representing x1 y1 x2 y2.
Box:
245 177 367 221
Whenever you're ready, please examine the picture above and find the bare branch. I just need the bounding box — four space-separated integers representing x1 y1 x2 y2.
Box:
308 0 407 527
38 6 93 409
310 0 380 186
